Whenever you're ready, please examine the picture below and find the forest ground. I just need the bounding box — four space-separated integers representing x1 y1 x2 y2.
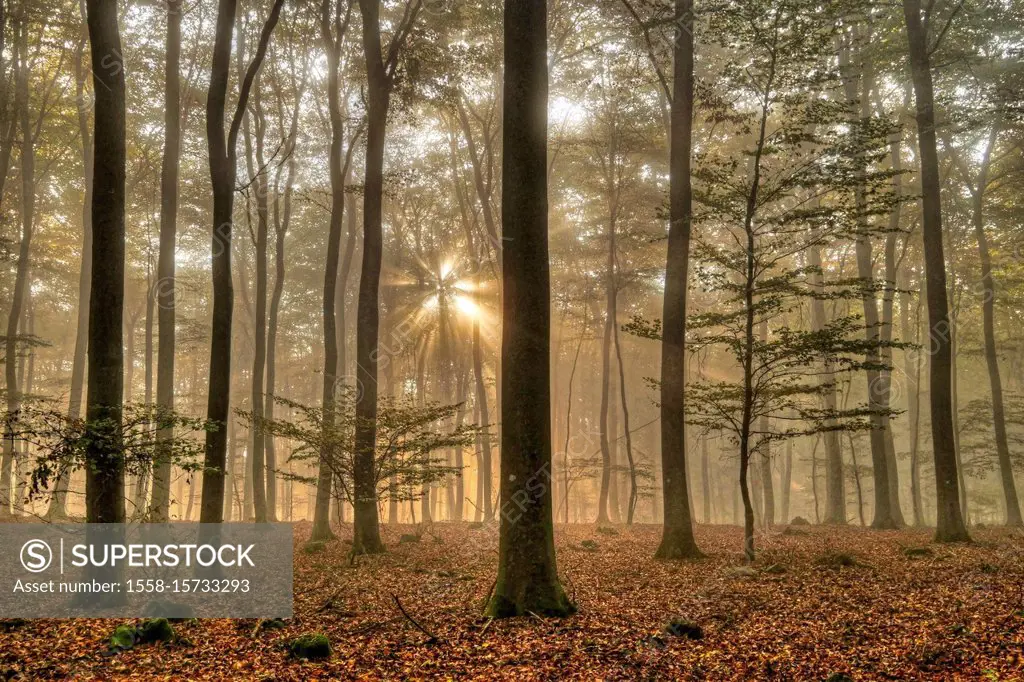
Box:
0 521 1022 680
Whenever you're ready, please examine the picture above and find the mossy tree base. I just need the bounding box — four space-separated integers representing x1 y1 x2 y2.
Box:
485 582 576 619
654 535 704 561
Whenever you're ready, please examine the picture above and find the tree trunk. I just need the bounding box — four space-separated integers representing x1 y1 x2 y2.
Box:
597 260 614 525
84 0 126 524
901 269 925 526
781 439 792 523
351 0 400 554
839 37 898 529
808 237 845 524
149 0 181 522
902 0 969 541
655 0 701 560
1 17 32 515
968 121 1022 526
757 321 774 528
200 0 284 523
487 0 573 618
312 0 352 542
246 86 270 523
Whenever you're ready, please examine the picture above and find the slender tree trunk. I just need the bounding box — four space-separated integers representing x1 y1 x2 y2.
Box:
246 88 270 522
902 0 969 541
472 301 494 521
781 439 792 523
655 0 701 560
974 128 1021 526
149 0 181 522
757 321 774 528
808 237 845 524
700 436 711 524
1 18 32 515
487 0 573 618
612 317 637 524
839 37 897 529
200 0 284 523
597 261 614 524
880 129 906 525
901 270 925 526
312 0 352 542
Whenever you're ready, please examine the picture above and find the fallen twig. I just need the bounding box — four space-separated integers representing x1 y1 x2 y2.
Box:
392 594 442 644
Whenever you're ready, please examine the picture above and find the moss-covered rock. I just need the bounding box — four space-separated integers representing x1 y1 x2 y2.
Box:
398 534 421 544
903 546 934 558
580 539 599 551
663 618 703 640
790 516 811 526
596 526 619 536
139 618 175 643
289 632 331 660
110 624 138 651
814 552 858 568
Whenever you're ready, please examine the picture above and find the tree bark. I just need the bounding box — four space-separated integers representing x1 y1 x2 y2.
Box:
351 0 408 554
655 0 701 560
487 0 573 618
964 121 1022 526
199 0 284 523
808 237 846 524
312 0 350 542
839 36 898 529
1 16 32 514
149 0 182 522
84 0 126 523
901 0 969 541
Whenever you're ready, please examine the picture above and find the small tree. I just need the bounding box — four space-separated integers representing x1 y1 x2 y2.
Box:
629 0 904 562
5 400 209 520
244 391 480 528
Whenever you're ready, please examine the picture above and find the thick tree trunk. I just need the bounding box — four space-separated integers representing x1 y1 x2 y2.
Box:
487 0 573 618
84 0 126 524
351 0 396 554
902 0 969 542
655 0 701 560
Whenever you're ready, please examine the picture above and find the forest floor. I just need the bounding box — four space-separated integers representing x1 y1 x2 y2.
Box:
0 521 1022 680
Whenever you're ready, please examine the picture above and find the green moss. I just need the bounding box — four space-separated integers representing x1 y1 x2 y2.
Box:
398 534 421 544
110 624 137 651
139 618 175 643
289 632 331 660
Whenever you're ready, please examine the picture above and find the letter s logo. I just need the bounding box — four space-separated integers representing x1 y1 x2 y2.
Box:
20 540 53 573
